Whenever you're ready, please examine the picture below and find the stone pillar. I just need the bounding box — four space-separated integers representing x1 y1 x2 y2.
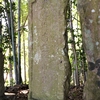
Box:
28 0 71 100
78 0 100 100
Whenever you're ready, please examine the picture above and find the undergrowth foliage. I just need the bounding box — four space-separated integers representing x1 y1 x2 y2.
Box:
66 0 87 85
0 0 87 86
0 0 28 86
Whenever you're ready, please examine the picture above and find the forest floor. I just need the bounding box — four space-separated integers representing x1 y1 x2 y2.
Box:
68 85 84 100
5 84 83 100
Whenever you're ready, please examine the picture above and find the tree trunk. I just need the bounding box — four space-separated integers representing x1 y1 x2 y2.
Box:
78 0 100 100
0 48 4 99
0 18 4 100
28 0 71 100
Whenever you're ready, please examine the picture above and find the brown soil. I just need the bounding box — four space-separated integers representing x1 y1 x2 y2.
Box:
4 84 83 100
5 84 29 100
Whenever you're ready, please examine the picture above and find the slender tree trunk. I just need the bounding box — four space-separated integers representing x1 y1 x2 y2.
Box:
23 32 26 84
18 0 22 84
78 0 100 100
9 47 13 86
0 20 4 100
0 48 4 100
10 0 18 84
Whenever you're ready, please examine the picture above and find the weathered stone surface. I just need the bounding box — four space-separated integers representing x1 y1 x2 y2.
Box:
78 0 100 100
28 0 71 100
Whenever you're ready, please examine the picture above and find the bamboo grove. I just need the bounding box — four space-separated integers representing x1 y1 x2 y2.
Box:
0 0 28 85
0 0 87 86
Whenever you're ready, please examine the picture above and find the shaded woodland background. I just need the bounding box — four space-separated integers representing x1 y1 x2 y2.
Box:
0 0 90 100
0 0 86 87
0 0 28 85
